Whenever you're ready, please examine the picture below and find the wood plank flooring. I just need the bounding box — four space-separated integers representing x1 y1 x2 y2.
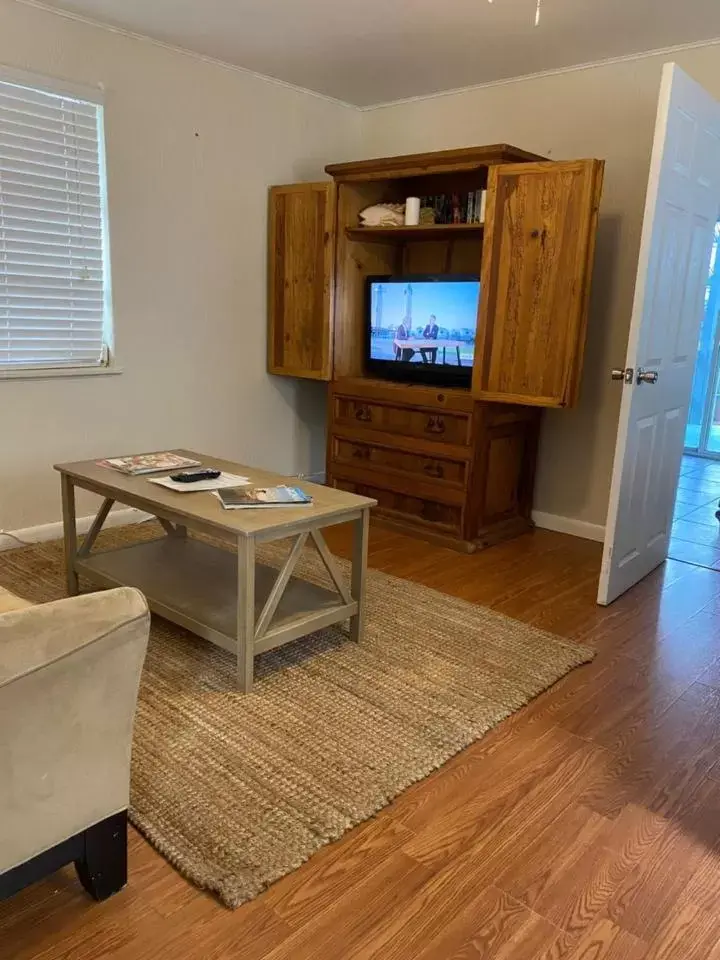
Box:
3 522 720 959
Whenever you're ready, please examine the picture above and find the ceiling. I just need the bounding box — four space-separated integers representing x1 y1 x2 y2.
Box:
26 0 720 106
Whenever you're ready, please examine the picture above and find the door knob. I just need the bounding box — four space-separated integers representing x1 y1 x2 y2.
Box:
636 368 659 385
611 367 634 383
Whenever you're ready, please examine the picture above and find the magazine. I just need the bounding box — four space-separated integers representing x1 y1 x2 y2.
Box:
96 453 201 476
217 485 312 509
148 472 250 493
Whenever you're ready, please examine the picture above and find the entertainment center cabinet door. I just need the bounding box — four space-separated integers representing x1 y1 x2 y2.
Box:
473 159 605 408
268 183 336 380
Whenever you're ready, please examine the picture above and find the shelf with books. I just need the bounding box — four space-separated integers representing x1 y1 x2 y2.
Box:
345 223 484 243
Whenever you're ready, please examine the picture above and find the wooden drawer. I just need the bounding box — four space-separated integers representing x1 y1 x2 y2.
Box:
332 378 474 414
330 435 467 488
330 476 463 534
332 395 472 447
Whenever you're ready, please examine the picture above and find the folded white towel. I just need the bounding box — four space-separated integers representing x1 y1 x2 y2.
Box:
359 203 405 227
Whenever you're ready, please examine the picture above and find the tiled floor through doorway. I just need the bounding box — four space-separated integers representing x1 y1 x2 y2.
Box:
670 455 720 569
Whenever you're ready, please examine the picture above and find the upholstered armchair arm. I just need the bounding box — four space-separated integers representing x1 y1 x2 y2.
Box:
0 588 150 875
0 587 148 687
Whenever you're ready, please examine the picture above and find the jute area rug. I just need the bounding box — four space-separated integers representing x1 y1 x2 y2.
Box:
0 524 594 909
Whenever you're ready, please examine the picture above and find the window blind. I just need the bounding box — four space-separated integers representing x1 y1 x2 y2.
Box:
0 78 110 371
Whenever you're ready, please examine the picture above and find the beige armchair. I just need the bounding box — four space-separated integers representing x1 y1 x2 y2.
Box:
0 585 150 902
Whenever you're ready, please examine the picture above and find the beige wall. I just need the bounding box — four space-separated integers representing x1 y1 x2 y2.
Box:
361 44 720 529
3 2 719 536
0 0 359 532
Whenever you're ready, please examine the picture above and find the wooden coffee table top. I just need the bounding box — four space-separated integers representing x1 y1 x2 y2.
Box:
55 449 375 538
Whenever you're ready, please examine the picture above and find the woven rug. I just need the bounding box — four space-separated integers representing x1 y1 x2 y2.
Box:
0 525 594 909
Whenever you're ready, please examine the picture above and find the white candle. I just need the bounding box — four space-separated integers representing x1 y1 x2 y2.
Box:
405 197 421 226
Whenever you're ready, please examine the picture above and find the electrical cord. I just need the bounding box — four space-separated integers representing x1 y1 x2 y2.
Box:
0 531 31 547
1 512 153 551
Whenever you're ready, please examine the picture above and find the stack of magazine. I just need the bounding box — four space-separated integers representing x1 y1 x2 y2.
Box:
97 453 200 475
217 485 312 510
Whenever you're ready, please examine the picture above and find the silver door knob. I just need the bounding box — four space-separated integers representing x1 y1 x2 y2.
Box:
611 367 634 383
636 368 659 384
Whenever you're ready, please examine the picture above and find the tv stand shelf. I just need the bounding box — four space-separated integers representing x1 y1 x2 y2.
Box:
268 144 604 552
345 224 483 242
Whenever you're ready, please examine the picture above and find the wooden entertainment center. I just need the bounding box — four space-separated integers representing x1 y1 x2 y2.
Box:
268 144 605 552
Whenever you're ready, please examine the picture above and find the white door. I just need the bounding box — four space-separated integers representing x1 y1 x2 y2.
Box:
599 63 720 605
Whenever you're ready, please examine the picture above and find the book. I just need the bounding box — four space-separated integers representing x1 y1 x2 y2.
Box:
217 485 312 509
478 189 487 224
468 189 481 223
96 453 201 476
466 191 475 224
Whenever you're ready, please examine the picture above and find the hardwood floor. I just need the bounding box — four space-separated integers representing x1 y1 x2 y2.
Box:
3 522 720 959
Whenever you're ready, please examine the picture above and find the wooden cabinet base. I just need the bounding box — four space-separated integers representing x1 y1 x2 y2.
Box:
372 512 535 554
329 484 535 554
475 515 536 550
327 382 540 554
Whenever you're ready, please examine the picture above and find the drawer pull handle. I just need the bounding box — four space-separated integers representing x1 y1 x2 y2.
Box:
423 463 445 479
355 405 372 423
352 448 370 460
425 416 446 435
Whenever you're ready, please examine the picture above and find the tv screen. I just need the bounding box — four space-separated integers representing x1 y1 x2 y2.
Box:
366 275 480 388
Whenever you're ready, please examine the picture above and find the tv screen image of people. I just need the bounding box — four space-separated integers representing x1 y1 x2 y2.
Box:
369 279 480 368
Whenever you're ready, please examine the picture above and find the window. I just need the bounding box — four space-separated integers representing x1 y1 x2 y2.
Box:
0 72 113 376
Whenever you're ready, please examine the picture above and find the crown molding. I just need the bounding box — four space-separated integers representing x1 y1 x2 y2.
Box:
10 1 720 114
10 0 356 110
360 35 720 111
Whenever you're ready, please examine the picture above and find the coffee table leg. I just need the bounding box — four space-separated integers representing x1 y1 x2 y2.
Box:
350 508 369 643
60 474 79 597
237 535 256 693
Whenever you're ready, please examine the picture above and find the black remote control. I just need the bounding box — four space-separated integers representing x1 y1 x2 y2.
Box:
170 469 222 483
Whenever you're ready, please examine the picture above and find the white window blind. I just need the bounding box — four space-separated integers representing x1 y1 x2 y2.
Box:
0 77 112 372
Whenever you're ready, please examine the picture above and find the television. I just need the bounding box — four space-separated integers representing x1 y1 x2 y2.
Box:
365 275 480 388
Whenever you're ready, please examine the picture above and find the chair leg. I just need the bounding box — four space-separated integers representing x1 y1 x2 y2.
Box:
74 811 128 901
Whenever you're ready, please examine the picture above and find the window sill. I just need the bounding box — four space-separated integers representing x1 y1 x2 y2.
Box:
0 365 124 383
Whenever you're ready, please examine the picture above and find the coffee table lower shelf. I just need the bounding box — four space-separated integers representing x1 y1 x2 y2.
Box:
75 537 357 657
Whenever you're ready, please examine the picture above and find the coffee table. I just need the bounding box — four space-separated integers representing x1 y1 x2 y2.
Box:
54 451 376 692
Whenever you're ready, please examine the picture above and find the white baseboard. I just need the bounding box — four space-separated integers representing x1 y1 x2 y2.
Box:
0 507 152 552
0 504 604 550
532 510 606 543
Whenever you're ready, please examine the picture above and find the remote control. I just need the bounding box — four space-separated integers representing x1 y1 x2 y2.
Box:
170 469 222 483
